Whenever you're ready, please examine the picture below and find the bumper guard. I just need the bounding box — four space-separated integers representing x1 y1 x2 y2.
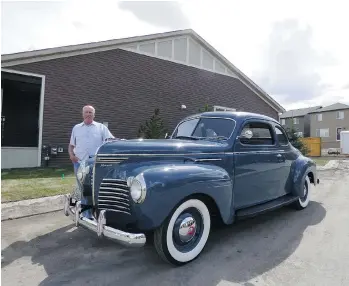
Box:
63 194 146 247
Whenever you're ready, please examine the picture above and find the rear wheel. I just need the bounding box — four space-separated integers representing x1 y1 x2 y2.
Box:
293 175 311 210
154 199 211 266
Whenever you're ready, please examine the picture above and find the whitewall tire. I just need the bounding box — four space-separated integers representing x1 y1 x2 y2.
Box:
154 199 211 266
293 175 311 210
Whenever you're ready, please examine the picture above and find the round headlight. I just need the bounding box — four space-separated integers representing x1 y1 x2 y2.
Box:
129 174 146 203
130 180 142 202
127 176 134 187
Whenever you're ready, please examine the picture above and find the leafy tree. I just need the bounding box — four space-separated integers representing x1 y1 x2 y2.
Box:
137 108 168 139
198 104 213 112
286 127 309 156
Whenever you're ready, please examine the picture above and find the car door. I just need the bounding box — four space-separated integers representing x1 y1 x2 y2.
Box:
233 119 281 209
273 123 295 196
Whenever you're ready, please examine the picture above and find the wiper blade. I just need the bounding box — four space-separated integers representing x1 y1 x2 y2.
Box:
174 136 200 140
207 136 228 140
197 136 228 141
175 135 228 141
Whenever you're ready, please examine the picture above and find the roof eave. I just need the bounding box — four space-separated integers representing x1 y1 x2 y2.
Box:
1 28 285 113
1 29 193 63
309 107 349 113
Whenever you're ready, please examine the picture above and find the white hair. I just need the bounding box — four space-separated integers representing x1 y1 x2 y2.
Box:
83 105 95 114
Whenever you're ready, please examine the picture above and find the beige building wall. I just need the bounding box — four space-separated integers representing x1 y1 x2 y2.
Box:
310 109 349 149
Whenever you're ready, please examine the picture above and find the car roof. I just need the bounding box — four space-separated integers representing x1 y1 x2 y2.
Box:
182 111 280 124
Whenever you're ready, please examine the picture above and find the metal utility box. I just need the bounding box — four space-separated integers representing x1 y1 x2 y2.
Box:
340 131 349 154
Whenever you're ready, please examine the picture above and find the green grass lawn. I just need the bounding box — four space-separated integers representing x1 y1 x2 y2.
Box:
1 166 76 203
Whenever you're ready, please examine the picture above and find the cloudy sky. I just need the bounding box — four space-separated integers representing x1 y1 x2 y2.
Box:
1 0 348 111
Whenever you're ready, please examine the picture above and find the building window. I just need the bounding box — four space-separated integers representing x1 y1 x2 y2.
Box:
123 45 137 51
157 40 172 59
215 59 226 73
336 111 344 119
173 38 187 62
316 128 329 137
281 119 286 125
139 42 156 54
188 38 201 66
213 105 236 112
317 113 322 121
337 127 343 141
202 49 214 70
293 117 299 124
226 69 236 76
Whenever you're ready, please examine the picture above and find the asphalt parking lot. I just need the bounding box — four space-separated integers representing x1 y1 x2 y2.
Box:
2 162 349 286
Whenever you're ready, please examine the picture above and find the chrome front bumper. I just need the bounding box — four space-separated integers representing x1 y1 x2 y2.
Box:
63 194 146 247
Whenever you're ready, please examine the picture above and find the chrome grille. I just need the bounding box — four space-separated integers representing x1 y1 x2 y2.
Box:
98 178 131 215
96 155 128 164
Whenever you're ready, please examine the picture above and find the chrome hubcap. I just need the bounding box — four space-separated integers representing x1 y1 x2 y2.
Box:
300 182 308 202
172 209 203 252
178 216 196 243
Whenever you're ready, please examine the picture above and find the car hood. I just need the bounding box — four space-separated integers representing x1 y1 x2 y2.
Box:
96 138 229 156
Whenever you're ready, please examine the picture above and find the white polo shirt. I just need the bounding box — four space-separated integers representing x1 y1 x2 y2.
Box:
70 121 114 161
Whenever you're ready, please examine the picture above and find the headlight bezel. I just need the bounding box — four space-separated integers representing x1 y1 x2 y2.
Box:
129 173 147 204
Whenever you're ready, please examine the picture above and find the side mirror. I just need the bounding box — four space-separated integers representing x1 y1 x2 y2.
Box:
165 133 170 139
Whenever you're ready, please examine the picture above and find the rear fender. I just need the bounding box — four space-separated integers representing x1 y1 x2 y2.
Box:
290 156 317 197
133 163 234 230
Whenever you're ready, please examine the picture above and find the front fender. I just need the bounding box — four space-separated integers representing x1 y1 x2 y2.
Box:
133 163 233 231
290 156 317 197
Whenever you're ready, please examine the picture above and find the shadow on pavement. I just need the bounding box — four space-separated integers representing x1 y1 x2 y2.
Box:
1 201 326 286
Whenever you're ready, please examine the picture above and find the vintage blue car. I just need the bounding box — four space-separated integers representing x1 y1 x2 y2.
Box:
63 111 320 266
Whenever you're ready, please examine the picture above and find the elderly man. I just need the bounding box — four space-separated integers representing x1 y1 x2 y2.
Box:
68 105 114 218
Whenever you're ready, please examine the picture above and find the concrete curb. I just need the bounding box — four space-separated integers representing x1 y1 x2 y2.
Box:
1 194 66 221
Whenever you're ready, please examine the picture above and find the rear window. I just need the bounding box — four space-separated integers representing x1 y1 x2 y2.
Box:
275 126 289 145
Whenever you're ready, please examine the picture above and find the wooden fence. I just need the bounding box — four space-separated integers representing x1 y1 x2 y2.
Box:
300 137 321 157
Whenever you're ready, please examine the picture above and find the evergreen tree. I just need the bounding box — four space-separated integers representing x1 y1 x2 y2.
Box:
286 127 309 156
198 104 213 112
138 108 168 139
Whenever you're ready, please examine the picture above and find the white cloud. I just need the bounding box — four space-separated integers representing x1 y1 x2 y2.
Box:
1 0 348 111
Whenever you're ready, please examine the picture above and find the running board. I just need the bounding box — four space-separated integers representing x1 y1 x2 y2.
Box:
236 195 299 219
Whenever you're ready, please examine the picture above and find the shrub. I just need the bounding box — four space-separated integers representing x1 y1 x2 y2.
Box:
286 127 309 156
137 108 168 139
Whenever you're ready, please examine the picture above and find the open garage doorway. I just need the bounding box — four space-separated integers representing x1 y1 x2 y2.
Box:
1 69 45 169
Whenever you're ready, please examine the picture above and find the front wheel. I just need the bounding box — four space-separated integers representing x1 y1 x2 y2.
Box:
292 175 311 210
154 199 211 266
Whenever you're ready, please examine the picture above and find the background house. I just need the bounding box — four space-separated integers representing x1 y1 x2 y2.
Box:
309 102 349 149
280 106 322 137
1 29 285 169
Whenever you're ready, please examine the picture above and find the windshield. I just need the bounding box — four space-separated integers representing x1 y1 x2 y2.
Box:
172 117 236 140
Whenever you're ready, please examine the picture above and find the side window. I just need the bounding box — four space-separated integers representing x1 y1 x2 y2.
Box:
239 122 275 145
275 126 289 145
